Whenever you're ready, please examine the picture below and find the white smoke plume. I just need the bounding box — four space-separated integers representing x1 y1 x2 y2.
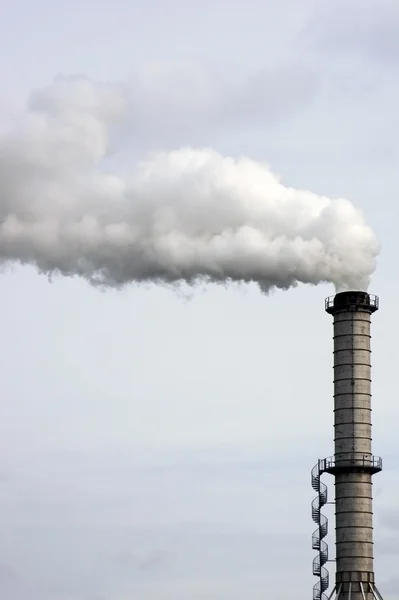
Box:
0 76 379 292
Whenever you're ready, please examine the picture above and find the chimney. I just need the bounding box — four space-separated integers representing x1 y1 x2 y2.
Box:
311 291 384 600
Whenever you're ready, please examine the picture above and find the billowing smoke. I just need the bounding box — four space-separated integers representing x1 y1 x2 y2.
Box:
0 76 379 292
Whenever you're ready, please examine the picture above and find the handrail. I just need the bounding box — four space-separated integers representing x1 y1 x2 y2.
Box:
312 460 329 600
321 455 382 471
325 294 379 311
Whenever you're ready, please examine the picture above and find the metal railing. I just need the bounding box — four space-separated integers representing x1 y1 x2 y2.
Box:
311 462 329 600
325 293 379 311
319 454 382 472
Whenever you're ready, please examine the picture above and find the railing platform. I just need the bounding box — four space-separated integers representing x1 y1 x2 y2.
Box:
319 454 382 475
325 292 379 314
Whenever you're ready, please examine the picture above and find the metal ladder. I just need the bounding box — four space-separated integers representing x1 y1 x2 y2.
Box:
312 460 329 600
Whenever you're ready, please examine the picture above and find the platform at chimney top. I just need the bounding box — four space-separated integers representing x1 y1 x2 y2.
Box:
325 291 379 314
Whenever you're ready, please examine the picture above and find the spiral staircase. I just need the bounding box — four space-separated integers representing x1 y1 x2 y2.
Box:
312 460 329 600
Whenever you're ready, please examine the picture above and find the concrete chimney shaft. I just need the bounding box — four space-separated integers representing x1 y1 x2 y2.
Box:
326 291 380 597
312 291 384 600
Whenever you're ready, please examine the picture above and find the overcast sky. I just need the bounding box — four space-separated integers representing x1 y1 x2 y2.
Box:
1 1 399 599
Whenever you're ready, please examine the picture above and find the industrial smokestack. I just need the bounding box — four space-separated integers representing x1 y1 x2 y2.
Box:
312 292 384 600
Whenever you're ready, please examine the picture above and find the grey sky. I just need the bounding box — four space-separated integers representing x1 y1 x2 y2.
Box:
303 0 399 67
0 1 398 599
